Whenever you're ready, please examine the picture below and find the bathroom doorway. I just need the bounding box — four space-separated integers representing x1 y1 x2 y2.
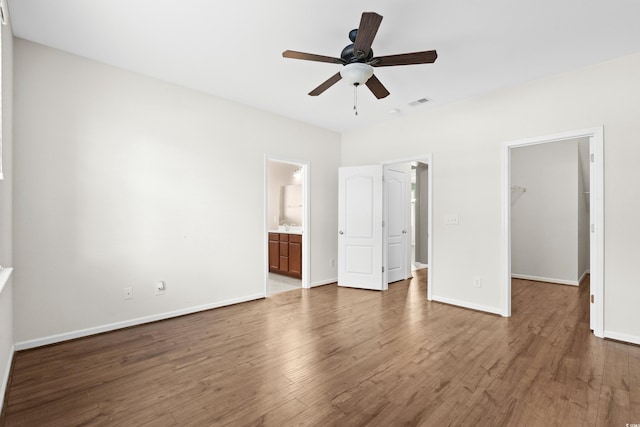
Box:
265 158 309 295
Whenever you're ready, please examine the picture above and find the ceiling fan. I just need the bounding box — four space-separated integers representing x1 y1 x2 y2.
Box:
282 12 438 108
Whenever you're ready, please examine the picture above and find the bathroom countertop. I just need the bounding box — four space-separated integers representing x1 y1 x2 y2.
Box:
269 229 303 235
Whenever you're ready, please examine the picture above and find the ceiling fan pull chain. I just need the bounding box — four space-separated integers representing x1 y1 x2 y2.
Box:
354 84 358 116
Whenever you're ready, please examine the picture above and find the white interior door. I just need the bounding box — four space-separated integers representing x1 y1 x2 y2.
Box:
338 165 383 290
384 164 411 284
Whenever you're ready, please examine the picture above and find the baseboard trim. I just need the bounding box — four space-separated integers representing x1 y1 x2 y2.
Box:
604 330 640 346
578 269 589 285
431 295 503 316
511 274 579 286
310 278 337 288
0 344 15 416
14 293 265 351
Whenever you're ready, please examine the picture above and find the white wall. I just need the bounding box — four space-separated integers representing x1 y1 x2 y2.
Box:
511 139 580 284
13 39 341 345
0 18 14 412
342 52 640 342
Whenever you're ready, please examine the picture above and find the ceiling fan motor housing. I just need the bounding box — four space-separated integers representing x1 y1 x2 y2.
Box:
341 29 374 63
341 44 374 63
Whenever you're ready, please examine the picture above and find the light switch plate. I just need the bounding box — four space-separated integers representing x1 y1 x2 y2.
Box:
473 277 482 288
444 214 459 225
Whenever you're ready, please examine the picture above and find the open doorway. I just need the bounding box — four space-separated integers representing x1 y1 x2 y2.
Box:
336 154 432 294
381 155 432 297
503 127 604 337
382 161 429 286
510 138 590 286
264 158 310 295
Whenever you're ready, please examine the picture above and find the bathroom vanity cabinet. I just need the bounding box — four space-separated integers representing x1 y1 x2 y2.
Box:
269 232 302 279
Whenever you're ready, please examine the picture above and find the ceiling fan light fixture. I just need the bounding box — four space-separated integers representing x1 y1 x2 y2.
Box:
340 63 374 86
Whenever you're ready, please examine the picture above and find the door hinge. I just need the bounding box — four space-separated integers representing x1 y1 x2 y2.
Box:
590 294 595 304
591 224 595 233
590 153 595 163
382 220 385 227
382 266 385 273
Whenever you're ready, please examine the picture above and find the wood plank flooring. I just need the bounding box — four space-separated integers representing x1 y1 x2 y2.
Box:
2 271 639 426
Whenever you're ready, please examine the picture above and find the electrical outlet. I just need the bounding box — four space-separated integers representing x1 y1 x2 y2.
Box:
155 281 165 296
473 277 482 288
444 214 459 225
124 287 133 299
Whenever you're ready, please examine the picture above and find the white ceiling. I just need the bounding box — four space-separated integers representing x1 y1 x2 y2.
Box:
7 0 640 132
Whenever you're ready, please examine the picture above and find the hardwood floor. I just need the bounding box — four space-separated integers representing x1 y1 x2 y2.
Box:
2 272 639 426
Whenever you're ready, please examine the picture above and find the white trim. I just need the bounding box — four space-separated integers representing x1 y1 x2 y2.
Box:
578 269 589 285
0 267 12 295
431 295 503 316
263 157 269 297
412 263 428 271
427 157 433 301
502 127 604 336
502 141 511 317
310 278 337 288
14 293 264 351
0 344 14 415
511 274 579 286
303 162 311 289
380 154 432 300
604 331 640 346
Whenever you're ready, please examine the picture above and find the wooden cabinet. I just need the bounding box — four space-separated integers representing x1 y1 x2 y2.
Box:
279 233 289 272
269 232 302 279
288 235 302 277
269 234 280 271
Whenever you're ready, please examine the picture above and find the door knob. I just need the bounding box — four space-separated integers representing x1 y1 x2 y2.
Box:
339 230 344 235
402 230 407 234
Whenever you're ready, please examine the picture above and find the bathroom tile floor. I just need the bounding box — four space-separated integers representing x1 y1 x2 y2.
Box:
268 273 301 295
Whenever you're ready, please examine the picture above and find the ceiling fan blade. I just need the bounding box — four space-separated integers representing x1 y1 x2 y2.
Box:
353 12 383 59
370 50 438 67
283 50 345 65
308 72 343 96
365 74 390 99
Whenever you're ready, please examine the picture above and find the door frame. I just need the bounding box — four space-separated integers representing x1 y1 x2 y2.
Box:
381 155 433 298
264 155 311 295
502 127 604 337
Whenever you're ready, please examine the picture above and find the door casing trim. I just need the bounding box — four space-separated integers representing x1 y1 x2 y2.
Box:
264 155 311 295
502 127 604 338
381 155 433 299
